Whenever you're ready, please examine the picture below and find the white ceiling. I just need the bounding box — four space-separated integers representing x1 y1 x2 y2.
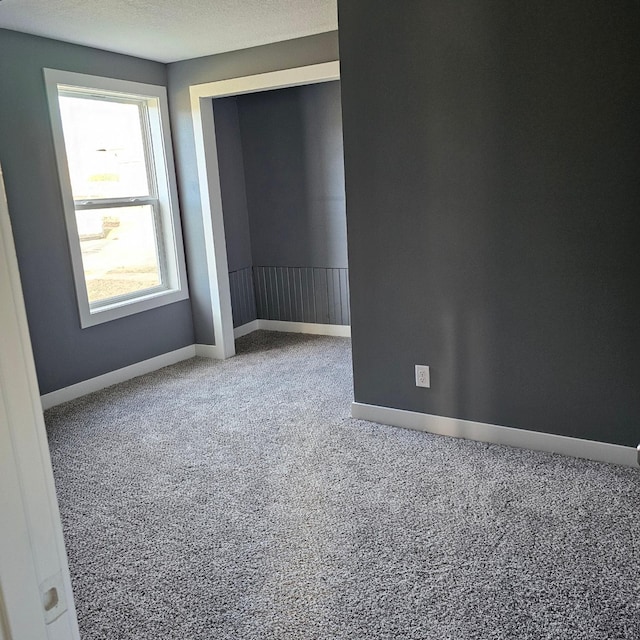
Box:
0 0 338 63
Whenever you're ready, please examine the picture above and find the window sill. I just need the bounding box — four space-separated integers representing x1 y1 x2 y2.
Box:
80 286 189 328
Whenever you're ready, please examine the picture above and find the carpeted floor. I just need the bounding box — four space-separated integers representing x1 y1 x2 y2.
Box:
45 331 639 640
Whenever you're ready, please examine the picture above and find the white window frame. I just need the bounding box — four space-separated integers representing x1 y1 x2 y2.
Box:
44 69 188 328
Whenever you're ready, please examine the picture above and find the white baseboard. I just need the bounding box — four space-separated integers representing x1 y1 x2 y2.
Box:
233 320 260 339
246 319 351 337
41 346 196 410
194 343 225 359
352 402 638 468
39 323 348 409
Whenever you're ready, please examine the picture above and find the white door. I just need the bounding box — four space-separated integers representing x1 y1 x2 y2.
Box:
0 165 80 640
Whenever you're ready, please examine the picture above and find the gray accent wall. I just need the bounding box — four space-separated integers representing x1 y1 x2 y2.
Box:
338 1 640 446
0 29 194 394
238 82 347 269
213 97 252 274
213 96 257 329
167 32 340 344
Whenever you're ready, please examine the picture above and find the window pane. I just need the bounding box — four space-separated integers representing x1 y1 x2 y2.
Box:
59 96 150 200
76 205 162 305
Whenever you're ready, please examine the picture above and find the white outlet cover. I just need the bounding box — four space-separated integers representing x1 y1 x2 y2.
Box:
415 365 430 388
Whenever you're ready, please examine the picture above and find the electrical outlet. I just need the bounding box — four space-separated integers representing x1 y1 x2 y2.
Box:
415 365 430 388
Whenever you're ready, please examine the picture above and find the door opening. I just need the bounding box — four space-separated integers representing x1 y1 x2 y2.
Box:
189 62 342 358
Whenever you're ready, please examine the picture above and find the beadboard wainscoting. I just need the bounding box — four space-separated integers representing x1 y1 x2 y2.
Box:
229 266 350 328
229 267 258 328
253 266 350 325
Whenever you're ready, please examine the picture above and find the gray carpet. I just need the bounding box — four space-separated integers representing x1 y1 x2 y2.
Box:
45 331 640 640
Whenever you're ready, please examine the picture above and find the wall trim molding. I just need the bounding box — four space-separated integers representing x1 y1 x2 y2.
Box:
351 402 638 468
260 319 350 336
40 346 196 410
40 322 349 409
194 343 225 359
233 320 260 338
252 319 350 337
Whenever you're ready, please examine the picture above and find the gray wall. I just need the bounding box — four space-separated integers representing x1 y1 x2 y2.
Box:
0 29 194 394
213 97 253 274
238 82 347 269
338 1 640 446
167 32 340 343
213 96 257 328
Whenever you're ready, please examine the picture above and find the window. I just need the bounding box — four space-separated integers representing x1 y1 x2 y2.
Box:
44 69 188 327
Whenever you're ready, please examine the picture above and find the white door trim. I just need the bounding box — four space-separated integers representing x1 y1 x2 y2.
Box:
0 166 80 639
189 61 341 359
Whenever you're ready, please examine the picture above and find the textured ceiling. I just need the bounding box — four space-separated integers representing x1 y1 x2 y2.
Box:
0 0 338 63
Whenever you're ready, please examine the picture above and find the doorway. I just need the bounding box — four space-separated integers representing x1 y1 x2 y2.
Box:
214 80 349 338
189 62 342 358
